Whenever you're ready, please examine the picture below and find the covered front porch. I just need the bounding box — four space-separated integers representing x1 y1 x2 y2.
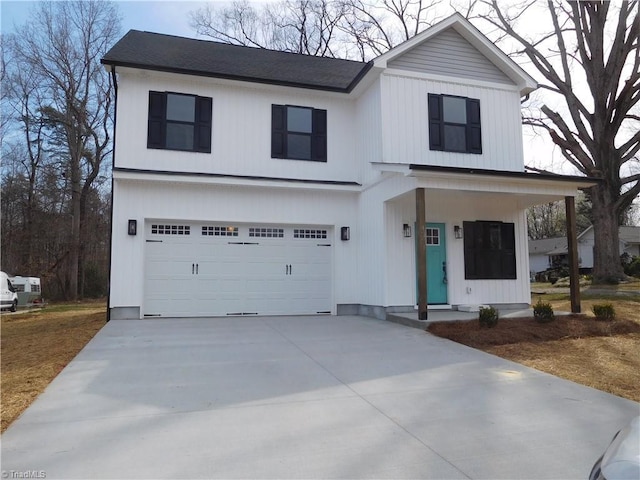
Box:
374 163 598 323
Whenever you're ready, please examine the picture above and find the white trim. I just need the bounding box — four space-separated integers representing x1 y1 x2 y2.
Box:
113 169 362 192
382 69 521 93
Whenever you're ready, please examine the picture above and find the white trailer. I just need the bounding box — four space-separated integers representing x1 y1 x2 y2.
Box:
9 276 42 306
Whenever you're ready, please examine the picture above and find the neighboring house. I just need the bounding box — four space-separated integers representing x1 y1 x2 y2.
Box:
528 237 568 275
102 13 595 321
577 226 640 268
528 225 640 275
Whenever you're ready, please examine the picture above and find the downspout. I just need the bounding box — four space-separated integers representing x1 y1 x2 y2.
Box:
106 64 118 321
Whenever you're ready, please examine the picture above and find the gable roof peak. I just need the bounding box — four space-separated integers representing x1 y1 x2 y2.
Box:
374 12 537 96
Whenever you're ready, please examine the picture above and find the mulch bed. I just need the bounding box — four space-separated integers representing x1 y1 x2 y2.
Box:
427 314 640 348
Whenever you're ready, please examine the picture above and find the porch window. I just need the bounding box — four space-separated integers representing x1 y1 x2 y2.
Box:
428 94 482 154
463 221 516 279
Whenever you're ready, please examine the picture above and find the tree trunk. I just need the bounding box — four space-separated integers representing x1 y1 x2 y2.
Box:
590 183 625 283
69 156 81 301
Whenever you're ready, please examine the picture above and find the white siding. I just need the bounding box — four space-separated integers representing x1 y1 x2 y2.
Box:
380 73 525 172
356 175 417 306
388 29 514 85
113 68 359 183
529 254 551 274
110 178 359 314
355 79 383 184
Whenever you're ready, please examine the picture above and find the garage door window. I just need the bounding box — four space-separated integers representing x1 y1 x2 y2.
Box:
151 224 191 235
202 226 238 236
249 227 284 238
294 229 327 239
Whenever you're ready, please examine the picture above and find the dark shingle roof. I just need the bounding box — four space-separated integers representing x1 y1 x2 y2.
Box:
101 30 372 92
528 238 567 255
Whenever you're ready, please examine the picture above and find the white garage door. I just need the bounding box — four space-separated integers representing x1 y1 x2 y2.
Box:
143 222 332 317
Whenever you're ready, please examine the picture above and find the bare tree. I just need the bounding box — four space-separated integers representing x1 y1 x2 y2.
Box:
339 0 444 59
190 0 346 56
527 201 567 239
190 0 446 60
476 0 639 283
5 0 121 299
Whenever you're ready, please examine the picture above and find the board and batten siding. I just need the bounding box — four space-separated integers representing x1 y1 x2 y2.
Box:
388 28 514 85
113 68 359 183
355 79 383 184
383 186 532 307
109 178 359 315
380 73 525 172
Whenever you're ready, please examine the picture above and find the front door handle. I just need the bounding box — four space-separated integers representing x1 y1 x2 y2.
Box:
442 261 447 284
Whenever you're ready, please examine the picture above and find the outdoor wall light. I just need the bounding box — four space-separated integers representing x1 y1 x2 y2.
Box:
128 219 137 236
340 226 350 241
403 223 412 238
454 225 463 239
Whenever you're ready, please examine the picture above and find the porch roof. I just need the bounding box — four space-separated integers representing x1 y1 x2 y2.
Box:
372 163 599 207
407 164 598 186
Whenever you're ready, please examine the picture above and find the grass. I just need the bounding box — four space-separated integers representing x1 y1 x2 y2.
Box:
428 291 640 402
1 301 107 433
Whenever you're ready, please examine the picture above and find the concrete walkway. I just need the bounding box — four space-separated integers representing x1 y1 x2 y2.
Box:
2 315 638 479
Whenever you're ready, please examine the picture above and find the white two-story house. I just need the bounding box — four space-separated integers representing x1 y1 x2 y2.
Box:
102 13 594 321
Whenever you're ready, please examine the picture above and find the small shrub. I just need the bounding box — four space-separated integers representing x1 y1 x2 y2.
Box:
592 303 616 321
478 306 499 328
533 300 555 323
623 256 640 278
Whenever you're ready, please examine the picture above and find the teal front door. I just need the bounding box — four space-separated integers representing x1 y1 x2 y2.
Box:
416 223 448 305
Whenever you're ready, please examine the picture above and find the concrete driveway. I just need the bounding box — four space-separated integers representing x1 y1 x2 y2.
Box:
2 315 638 479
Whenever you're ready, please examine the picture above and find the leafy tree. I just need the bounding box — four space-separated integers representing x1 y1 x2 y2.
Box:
476 0 639 283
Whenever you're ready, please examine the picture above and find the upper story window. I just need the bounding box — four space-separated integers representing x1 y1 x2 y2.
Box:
271 105 327 162
148 91 212 153
463 221 516 280
428 94 482 154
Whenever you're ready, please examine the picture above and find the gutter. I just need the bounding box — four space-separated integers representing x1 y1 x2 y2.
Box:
106 66 118 322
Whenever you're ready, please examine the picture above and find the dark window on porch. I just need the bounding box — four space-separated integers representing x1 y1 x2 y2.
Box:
463 221 516 279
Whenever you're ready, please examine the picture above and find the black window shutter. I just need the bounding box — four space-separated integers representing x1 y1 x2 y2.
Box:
311 109 327 162
466 99 482 154
194 96 212 153
428 94 443 151
271 105 286 158
501 223 517 279
148 92 166 149
463 221 476 279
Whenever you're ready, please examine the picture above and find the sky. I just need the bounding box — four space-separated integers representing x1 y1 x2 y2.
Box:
1 0 208 38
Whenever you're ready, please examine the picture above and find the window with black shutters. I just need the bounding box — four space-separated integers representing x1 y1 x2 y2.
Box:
463 221 516 279
428 94 482 154
147 91 212 153
271 105 327 162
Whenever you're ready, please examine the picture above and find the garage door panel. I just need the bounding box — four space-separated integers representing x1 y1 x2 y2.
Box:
144 222 332 317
